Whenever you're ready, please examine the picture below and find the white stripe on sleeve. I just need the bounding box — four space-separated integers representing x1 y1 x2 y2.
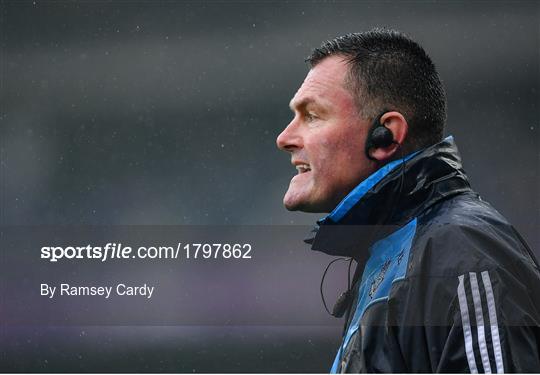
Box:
458 274 479 373
481 270 505 374
469 272 492 373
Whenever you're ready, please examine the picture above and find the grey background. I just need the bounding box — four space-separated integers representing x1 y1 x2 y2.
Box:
1 0 538 372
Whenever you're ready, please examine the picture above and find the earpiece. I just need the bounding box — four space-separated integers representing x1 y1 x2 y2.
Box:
370 126 395 148
365 111 397 160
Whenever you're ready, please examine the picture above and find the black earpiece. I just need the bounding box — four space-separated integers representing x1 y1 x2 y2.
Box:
370 126 395 148
365 111 396 160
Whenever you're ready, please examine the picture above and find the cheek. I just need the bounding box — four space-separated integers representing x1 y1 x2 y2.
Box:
336 128 366 163
319 137 366 184
310 140 333 172
306 124 367 179
318 135 362 165
311 141 344 185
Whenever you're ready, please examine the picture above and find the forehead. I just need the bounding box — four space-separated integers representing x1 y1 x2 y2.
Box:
289 55 354 111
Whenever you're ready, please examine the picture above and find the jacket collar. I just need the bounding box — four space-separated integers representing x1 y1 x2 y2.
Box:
305 136 472 257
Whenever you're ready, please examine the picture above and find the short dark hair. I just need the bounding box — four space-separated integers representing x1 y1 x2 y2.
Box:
307 28 446 152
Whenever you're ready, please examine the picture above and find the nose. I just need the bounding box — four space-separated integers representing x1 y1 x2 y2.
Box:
276 119 302 152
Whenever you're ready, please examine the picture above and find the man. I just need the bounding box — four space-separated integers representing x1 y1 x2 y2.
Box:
276 29 540 373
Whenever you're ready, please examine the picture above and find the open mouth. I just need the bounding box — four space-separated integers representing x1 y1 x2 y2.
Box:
295 164 311 174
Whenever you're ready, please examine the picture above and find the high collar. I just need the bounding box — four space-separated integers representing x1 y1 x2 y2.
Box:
305 136 472 257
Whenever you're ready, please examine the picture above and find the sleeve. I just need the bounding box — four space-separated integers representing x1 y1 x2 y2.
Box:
434 266 540 373
387 221 540 373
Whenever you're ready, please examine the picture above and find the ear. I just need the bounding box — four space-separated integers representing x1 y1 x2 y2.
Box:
369 111 409 161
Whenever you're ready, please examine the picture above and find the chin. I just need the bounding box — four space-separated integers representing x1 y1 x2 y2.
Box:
283 198 302 212
283 195 330 213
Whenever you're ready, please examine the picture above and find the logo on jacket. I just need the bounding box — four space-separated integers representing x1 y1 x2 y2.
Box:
396 250 405 265
369 259 391 298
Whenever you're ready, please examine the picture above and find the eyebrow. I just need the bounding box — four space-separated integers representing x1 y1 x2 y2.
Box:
288 97 321 112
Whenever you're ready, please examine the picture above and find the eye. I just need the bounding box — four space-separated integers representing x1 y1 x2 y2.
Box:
305 112 318 122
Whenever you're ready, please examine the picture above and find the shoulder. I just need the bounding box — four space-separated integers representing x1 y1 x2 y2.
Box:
407 192 538 278
389 192 540 326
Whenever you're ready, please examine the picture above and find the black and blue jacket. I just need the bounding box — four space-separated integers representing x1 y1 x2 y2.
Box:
307 137 540 373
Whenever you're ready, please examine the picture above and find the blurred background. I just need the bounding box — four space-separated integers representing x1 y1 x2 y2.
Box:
1 0 538 372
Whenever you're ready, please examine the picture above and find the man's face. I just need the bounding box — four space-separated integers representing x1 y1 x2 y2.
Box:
276 55 375 213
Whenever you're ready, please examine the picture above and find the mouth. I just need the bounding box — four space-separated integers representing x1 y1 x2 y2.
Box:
294 162 311 174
